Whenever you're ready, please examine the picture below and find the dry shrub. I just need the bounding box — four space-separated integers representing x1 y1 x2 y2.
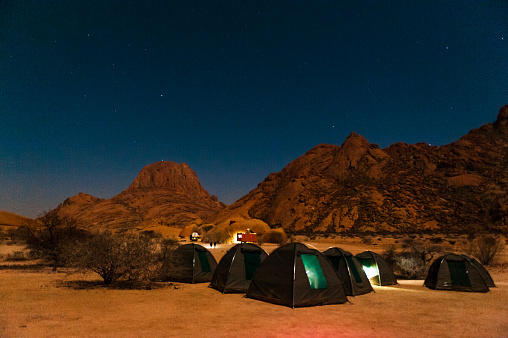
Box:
156 237 185 282
63 231 180 287
361 235 373 245
259 229 286 245
467 235 505 266
384 239 443 279
395 253 427 279
5 251 28 262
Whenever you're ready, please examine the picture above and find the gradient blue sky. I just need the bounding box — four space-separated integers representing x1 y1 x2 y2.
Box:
1 1 507 218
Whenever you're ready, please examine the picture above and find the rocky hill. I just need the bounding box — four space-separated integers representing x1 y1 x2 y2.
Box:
208 105 508 234
53 161 225 230
0 210 36 228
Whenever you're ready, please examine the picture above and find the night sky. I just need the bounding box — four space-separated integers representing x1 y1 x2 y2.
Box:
1 1 507 218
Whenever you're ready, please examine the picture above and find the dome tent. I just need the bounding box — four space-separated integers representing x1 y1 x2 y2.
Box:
355 251 397 286
322 247 374 296
468 256 495 288
170 244 217 283
246 243 348 308
424 254 493 292
210 243 268 293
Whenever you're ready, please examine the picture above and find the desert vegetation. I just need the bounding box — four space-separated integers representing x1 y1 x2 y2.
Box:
5 212 183 287
3 210 507 288
467 234 506 265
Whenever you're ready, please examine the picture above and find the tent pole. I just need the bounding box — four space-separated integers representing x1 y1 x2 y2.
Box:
345 256 355 297
372 251 381 286
292 245 297 309
192 244 196 284
224 247 239 294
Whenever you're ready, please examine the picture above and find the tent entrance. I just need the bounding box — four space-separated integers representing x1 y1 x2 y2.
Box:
243 250 262 280
300 254 327 289
197 251 211 272
357 257 379 281
447 260 471 287
345 256 363 283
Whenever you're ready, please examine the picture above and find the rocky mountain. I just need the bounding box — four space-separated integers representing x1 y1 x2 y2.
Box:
0 210 36 228
208 105 508 234
53 161 225 230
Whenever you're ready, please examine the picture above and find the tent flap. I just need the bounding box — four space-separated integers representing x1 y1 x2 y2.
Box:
301 254 328 289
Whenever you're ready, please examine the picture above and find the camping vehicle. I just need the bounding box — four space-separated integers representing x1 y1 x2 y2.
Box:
424 254 494 292
210 243 268 293
190 232 200 241
170 244 217 283
322 247 374 296
246 243 348 308
236 232 257 243
355 251 397 286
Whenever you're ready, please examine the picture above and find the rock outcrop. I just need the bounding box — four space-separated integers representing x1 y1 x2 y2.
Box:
208 106 508 234
53 161 225 230
0 210 36 227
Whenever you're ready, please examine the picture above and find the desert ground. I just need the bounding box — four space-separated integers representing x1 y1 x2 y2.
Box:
1 236 507 337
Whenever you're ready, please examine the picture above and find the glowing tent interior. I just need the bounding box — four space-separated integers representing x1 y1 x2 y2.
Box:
322 247 374 296
355 251 397 286
246 243 348 308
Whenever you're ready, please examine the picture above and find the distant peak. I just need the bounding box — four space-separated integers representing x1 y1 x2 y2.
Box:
121 161 212 200
493 105 508 132
341 132 370 149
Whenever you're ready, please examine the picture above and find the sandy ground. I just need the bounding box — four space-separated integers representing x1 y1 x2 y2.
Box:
1 240 507 337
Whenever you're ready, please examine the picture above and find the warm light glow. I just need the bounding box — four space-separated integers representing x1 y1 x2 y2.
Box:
362 265 379 280
232 232 242 244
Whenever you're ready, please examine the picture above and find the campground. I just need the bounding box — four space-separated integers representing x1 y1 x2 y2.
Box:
1 237 508 337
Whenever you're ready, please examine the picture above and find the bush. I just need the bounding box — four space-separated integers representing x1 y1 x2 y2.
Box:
361 236 373 245
259 230 286 245
156 237 185 282
395 252 427 279
383 239 442 279
467 235 505 266
63 231 162 286
5 251 28 262
17 211 88 270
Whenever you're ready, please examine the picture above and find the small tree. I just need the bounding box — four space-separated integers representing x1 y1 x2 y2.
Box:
157 237 184 281
20 210 85 270
63 231 160 286
467 235 505 266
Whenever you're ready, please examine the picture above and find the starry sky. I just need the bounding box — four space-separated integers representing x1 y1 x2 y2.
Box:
1 1 507 218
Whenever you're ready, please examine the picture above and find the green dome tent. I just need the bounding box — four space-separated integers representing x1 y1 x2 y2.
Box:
468 256 495 288
355 251 397 286
170 244 217 283
322 247 374 296
424 254 493 292
210 243 268 293
246 243 348 308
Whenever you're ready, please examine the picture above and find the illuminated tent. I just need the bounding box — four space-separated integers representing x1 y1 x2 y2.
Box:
424 254 493 292
355 251 397 286
210 243 268 293
322 247 374 296
246 243 348 308
170 244 217 283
